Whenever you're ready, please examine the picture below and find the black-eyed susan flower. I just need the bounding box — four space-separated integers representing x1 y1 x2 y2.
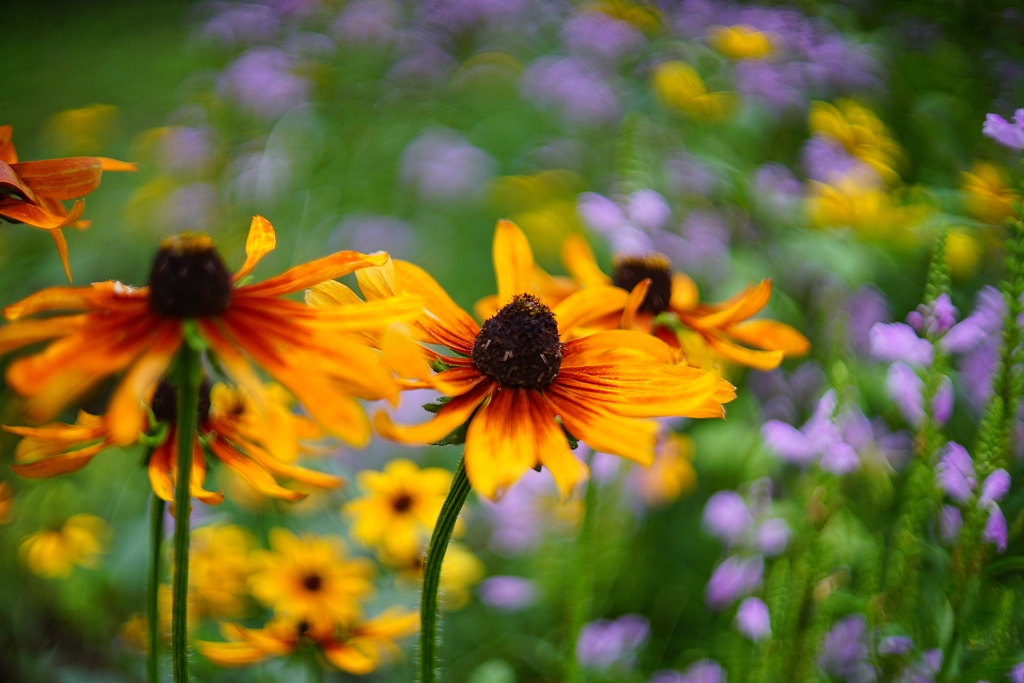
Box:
0 216 421 449
0 124 136 281
19 514 110 579
344 459 454 564
248 528 375 635
197 608 419 674
360 219 735 499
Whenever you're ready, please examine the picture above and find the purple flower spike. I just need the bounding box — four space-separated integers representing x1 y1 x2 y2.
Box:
478 576 538 612
940 505 963 544
982 110 1024 150
878 635 914 656
754 518 791 556
869 323 934 367
761 420 817 464
736 597 772 642
702 491 753 546
1009 661 1024 683
979 469 1010 506
936 442 976 504
821 440 860 475
932 377 954 425
886 362 924 426
983 506 1008 553
819 615 876 683
706 555 764 610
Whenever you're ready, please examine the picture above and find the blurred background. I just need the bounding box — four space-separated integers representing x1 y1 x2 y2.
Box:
2 0 1024 681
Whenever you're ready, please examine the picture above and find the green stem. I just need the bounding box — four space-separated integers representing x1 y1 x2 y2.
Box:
148 492 165 683
171 345 201 683
419 458 471 683
565 476 599 683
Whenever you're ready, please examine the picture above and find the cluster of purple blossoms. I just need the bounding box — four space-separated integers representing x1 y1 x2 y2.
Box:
561 10 645 65
762 389 910 474
802 135 882 187
819 616 876 683
576 614 650 671
521 56 622 127
671 0 883 114
650 660 727 683
845 285 892 359
217 46 311 120
983 108 1024 150
752 163 805 217
701 481 788 620
399 128 495 204
936 443 1010 552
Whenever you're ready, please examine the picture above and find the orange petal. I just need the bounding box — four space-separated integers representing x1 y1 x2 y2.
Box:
562 329 679 366
0 126 17 164
97 158 138 172
306 280 365 308
726 319 810 356
529 392 588 498
0 314 88 354
0 160 38 202
105 322 183 445
547 388 658 466
552 286 630 336
0 197 85 230
704 333 786 371
374 381 490 445
322 642 378 674
493 219 534 304
4 281 147 320
241 251 390 298
354 258 402 299
690 280 772 329
561 234 610 287
233 215 276 281
473 294 501 323
670 273 699 312
208 439 306 501
189 439 225 505
196 640 272 666
464 388 540 499
10 158 107 200
148 437 176 502
10 441 108 478
620 278 650 330
392 260 479 347
50 229 73 283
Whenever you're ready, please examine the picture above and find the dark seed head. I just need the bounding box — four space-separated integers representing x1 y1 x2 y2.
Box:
391 493 414 514
472 294 562 390
303 574 323 592
611 254 674 315
151 377 212 425
148 234 232 318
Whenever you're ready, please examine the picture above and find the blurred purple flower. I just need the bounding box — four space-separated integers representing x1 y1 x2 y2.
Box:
960 339 1000 412
332 213 418 260
627 190 672 233
936 442 977 504
754 518 791 556
400 128 495 203
983 505 1008 553
932 377 954 425
650 661 727 683
481 469 557 556
478 576 538 611
667 154 720 199
578 191 627 234
885 362 924 426
941 286 1004 354
940 505 963 544
562 11 644 63
418 0 529 34
217 47 310 120
982 110 1024 150
820 615 876 683
878 635 914 656
735 597 771 642
751 362 825 424
577 614 650 670
522 56 621 126
702 491 752 546
706 555 763 609
846 286 891 358
161 182 219 233
753 163 803 215
979 468 1011 506
906 294 958 337
898 649 942 683
201 3 279 47
658 210 731 282
159 126 212 176
869 323 934 367
762 390 869 474
802 135 880 186
1010 660 1024 683
736 60 806 113
332 0 400 46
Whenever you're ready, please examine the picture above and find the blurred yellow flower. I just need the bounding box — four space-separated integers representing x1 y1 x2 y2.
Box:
190 524 255 619
635 433 697 506
439 542 486 610
945 229 983 279
43 104 118 155
961 160 1020 226
0 481 13 524
652 61 736 121
806 178 929 242
490 170 584 258
708 25 774 60
344 459 453 564
592 0 663 33
249 528 375 633
809 100 902 184
19 514 110 579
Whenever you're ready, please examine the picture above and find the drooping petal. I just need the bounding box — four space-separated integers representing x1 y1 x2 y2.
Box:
493 219 534 305
0 196 85 229
726 319 810 355
322 641 378 674
10 158 107 200
49 229 73 283
0 314 88 354
0 160 38 201
208 439 306 501
240 251 390 298
464 388 539 499
690 280 772 329
374 381 491 444
704 334 786 371
233 215 276 281
530 392 588 498
0 126 17 164
10 441 108 478
620 279 650 330
148 437 177 502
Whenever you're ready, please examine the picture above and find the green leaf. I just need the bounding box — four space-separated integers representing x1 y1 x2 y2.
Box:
423 396 452 414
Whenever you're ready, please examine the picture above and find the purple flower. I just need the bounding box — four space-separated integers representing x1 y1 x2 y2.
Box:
482 469 558 556
399 128 495 203
522 56 621 126
936 442 976 504
1009 660 1024 683
478 576 538 611
576 614 650 670
332 214 418 260
941 286 1004 354
201 3 279 47
878 635 914 656
650 660 727 683
979 469 1011 506
932 377 954 425
217 47 310 120
159 126 212 176
761 420 817 464
736 60 806 113
820 615 876 683
577 192 627 234
161 183 220 233
869 323 934 367
702 491 753 546
735 597 771 642
667 154 721 199
332 0 400 46
940 505 963 543
898 649 942 683
982 110 1024 150
754 518 791 556
562 11 645 63
627 190 672 233
982 505 1008 553
802 135 880 187
846 286 891 358
656 210 730 282
706 555 763 609
885 362 924 426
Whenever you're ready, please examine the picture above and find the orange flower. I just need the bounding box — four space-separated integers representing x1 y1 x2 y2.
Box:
197 609 419 674
0 217 422 486
362 220 735 499
0 124 136 281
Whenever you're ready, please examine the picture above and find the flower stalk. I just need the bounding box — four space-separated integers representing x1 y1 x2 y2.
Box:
171 342 201 683
565 475 598 683
419 457 471 683
148 491 165 683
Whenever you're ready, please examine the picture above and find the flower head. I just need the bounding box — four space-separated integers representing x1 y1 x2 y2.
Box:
652 61 736 120
576 614 649 670
188 524 255 619
708 25 774 60
19 514 109 579
982 109 1024 150
961 160 1020 225
736 597 771 641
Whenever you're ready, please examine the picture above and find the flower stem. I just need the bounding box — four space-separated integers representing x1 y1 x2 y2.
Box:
171 345 201 683
565 476 598 683
148 491 165 683
419 457 471 683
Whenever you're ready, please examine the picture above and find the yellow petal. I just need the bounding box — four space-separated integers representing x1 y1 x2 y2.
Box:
493 219 534 304
233 215 276 281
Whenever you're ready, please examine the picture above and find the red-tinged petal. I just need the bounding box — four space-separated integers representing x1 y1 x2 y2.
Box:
105 322 183 445
688 280 772 329
556 363 730 418
10 442 108 478
50 229 73 283
0 160 38 202
392 260 479 347
4 281 147 320
189 439 225 505
552 286 630 336
493 219 534 305
463 388 538 500
11 158 106 200
0 197 85 230
0 314 88 354
562 234 610 287
0 126 17 164
529 392 588 499
546 387 658 465
208 439 306 501
374 381 491 445
562 330 679 366
148 437 176 502
240 251 391 298
233 215 276 281
726 319 810 356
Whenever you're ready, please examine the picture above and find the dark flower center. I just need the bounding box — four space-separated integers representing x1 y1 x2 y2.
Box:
392 493 414 513
303 574 323 592
611 254 674 315
472 294 562 390
151 377 212 425
148 234 232 318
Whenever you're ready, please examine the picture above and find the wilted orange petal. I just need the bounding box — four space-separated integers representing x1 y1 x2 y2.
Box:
10 442 108 478
0 125 17 164
0 197 85 230
105 322 183 445
233 215 276 282
727 319 810 355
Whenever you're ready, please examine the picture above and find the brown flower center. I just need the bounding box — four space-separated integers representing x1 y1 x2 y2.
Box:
611 254 673 315
151 377 212 425
148 234 232 318
391 493 414 513
303 573 323 592
472 294 562 390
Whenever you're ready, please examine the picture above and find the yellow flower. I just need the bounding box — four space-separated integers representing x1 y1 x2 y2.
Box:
591 0 663 33
805 177 929 242
19 514 109 579
344 459 453 564
190 524 255 619
961 160 1020 226
945 229 983 280
809 100 902 184
197 608 419 674
439 542 486 610
635 433 696 506
652 61 736 120
489 170 585 258
249 528 375 633
708 25 773 60
43 104 119 156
